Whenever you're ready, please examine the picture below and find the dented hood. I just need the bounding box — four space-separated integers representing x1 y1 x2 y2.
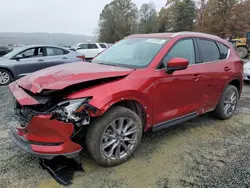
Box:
16 62 133 93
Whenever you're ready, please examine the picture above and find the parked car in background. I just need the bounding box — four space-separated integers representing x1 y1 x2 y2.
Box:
0 45 85 85
71 43 108 60
0 46 12 57
244 60 250 81
8 32 243 167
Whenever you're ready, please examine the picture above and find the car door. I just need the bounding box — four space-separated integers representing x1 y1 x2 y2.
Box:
42 47 70 68
87 44 100 58
195 38 233 112
77 44 89 57
13 47 46 77
152 38 205 126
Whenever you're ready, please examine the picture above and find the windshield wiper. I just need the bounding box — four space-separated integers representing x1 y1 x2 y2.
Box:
98 62 117 67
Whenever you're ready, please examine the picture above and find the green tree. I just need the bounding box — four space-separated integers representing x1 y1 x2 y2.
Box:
98 0 138 43
138 2 158 33
158 0 196 32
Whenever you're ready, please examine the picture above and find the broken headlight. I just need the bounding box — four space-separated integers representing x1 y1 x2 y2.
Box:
51 98 92 127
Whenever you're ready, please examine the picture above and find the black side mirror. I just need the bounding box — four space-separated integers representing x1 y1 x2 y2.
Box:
13 56 21 61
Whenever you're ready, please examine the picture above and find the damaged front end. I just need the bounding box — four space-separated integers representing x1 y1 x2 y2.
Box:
9 81 101 160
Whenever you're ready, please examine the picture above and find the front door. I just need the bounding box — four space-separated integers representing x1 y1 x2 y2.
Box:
152 38 205 125
13 47 46 77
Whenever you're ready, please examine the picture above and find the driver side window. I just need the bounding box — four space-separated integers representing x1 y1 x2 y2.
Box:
15 47 44 59
162 39 195 67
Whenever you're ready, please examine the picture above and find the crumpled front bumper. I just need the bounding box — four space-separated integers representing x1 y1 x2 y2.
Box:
8 127 81 160
8 81 83 159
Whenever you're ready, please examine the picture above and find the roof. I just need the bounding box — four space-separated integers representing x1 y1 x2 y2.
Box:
126 31 223 41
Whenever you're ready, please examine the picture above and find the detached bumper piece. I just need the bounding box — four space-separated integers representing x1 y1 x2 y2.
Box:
39 156 84 186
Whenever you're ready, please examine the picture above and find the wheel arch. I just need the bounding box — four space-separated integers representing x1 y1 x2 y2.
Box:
0 67 14 79
89 90 154 131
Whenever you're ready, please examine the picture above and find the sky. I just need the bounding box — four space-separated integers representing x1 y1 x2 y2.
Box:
0 0 166 36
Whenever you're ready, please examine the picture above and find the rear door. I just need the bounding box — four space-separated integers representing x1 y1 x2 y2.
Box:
13 47 46 77
195 38 232 111
42 47 70 68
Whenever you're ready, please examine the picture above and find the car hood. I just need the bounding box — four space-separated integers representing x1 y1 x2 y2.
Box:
16 62 134 94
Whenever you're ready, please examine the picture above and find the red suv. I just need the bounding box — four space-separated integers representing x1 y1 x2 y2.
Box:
8 32 243 167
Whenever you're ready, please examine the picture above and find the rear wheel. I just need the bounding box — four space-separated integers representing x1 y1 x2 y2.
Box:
237 47 248 59
214 85 239 120
0 69 12 86
86 106 142 167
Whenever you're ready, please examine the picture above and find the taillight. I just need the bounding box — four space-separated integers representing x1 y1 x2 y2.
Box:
77 55 85 61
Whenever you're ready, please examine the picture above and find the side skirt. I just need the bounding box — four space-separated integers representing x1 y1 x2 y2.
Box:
152 112 197 132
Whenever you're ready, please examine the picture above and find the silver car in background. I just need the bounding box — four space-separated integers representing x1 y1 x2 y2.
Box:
0 45 85 85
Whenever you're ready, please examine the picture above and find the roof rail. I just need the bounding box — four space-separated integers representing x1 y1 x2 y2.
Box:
171 31 221 39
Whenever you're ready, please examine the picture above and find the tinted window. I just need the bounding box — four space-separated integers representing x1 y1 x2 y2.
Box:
163 39 195 65
99 43 107 48
198 39 220 62
88 44 98 49
78 44 88 49
217 42 229 59
46 47 64 56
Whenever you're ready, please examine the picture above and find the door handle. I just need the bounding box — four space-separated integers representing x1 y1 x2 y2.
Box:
38 59 44 62
193 74 201 80
224 67 232 71
62 57 68 59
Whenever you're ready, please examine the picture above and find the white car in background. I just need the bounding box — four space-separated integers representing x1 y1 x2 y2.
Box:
244 61 250 81
71 43 108 60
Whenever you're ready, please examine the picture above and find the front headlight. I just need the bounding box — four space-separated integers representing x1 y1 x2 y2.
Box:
57 98 90 114
51 97 92 126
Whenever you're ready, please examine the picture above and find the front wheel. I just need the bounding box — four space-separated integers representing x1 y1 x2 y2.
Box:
214 85 239 120
86 106 142 167
0 69 12 86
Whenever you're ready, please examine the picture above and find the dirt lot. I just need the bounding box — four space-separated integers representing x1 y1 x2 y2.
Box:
0 83 250 188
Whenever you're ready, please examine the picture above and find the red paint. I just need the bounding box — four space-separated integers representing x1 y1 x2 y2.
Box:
167 57 189 68
9 32 243 157
15 62 133 93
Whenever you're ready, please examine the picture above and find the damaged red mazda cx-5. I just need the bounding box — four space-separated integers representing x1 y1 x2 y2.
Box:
8 32 243 167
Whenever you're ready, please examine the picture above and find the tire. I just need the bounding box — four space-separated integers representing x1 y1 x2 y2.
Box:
237 47 248 59
214 85 239 120
86 106 143 167
0 69 12 86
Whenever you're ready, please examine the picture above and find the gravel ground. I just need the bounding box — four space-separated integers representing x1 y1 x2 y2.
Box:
0 83 250 188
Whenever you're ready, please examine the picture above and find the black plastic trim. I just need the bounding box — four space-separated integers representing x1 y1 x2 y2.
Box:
152 112 197 132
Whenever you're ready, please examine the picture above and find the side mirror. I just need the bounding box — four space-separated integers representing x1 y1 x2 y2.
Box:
12 56 21 61
165 57 189 74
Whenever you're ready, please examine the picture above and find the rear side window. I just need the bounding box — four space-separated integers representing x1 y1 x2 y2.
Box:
88 44 98 49
99 43 107 48
78 44 88 49
197 39 220 62
217 42 229 59
46 47 64 56
163 39 195 65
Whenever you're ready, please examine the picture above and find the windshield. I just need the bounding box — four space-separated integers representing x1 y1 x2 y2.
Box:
92 38 168 68
2 47 23 59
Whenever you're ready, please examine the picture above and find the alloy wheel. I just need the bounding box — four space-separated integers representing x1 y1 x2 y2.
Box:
0 71 10 85
101 117 138 160
223 90 237 116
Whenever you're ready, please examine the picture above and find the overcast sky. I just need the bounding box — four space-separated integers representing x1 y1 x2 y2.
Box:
0 0 166 36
